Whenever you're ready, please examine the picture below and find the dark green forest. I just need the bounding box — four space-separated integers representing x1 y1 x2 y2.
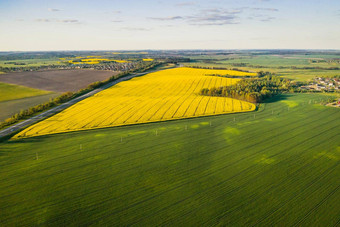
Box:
200 72 294 103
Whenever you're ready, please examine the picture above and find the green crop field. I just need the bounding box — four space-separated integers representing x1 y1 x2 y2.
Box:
0 82 56 122
0 58 62 68
184 62 340 81
0 82 52 102
0 93 59 121
219 55 338 67
185 54 340 81
0 93 339 226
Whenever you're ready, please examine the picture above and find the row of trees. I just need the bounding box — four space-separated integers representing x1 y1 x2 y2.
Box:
205 74 256 79
187 65 254 73
0 62 162 130
0 60 148 73
200 74 293 103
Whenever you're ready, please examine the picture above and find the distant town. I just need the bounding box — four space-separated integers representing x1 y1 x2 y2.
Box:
0 62 143 73
301 76 340 91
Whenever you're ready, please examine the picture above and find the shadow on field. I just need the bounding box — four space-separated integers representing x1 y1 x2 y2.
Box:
262 93 292 103
1 136 44 145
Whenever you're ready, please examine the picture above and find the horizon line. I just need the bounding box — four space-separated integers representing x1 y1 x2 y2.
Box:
1 48 340 53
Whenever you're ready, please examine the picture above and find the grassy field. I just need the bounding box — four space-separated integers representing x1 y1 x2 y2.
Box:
0 82 52 102
185 54 340 81
0 93 339 226
189 54 340 67
0 58 62 68
219 55 339 68
15 68 256 139
185 62 340 81
0 93 59 121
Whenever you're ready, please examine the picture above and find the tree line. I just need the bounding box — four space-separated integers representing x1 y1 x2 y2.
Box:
187 65 254 73
200 73 293 103
0 60 150 73
205 74 256 79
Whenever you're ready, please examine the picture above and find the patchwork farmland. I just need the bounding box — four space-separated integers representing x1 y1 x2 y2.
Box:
0 82 52 102
1 0 340 224
0 51 339 226
14 67 256 138
0 69 119 122
0 69 117 92
0 82 57 121
0 93 59 121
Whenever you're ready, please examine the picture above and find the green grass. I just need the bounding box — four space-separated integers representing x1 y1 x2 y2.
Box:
190 54 340 68
221 55 313 67
274 68 340 81
184 63 340 81
222 55 339 67
0 93 59 121
185 53 340 81
0 93 339 226
0 58 63 68
288 54 340 59
0 82 52 102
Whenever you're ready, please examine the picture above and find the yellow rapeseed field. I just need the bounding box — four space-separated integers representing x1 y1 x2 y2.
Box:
81 58 110 62
14 67 256 139
114 60 129 63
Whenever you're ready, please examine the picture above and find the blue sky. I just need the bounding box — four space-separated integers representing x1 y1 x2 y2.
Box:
0 0 340 51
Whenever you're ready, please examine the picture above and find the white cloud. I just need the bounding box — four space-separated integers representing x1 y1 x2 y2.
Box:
48 8 62 12
35 18 80 23
148 16 184 21
121 27 151 31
